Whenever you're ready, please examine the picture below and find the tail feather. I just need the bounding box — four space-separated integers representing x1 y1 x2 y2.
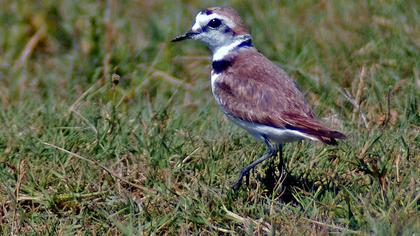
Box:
282 113 346 145
290 125 346 145
316 131 346 145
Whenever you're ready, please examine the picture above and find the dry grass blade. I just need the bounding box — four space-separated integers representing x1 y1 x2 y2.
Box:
222 205 276 234
338 66 369 128
69 109 98 134
11 160 26 235
354 66 366 119
152 70 192 90
181 147 200 164
14 25 47 69
41 141 156 194
67 79 104 115
209 225 234 234
303 218 361 235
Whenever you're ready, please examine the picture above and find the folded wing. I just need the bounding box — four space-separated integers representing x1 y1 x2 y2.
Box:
213 50 345 144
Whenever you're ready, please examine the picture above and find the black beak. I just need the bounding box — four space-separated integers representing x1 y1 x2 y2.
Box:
171 31 199 42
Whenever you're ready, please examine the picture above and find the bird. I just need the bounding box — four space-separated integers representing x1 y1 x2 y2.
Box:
172 6 345 190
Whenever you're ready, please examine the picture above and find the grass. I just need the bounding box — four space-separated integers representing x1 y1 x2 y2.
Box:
0 0 419 234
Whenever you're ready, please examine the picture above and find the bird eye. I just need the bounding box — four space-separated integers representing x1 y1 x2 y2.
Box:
208 18 222 28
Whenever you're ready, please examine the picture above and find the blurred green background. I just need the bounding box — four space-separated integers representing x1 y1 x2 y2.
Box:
0 0 419 234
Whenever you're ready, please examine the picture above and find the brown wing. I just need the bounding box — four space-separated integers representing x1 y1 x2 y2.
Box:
213 49 345 144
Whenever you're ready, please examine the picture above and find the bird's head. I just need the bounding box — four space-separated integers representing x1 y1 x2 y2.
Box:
172 7 250 53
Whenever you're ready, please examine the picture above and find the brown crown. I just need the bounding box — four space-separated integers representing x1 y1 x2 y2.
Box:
204 7 250 35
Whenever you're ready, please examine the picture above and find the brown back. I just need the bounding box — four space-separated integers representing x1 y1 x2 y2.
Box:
213 48 345 144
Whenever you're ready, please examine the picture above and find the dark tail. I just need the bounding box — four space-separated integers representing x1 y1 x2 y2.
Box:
314 130 346 145
282 113 346 145
283 120 346 146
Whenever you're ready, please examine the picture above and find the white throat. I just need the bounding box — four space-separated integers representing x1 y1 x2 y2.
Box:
212 36 252 61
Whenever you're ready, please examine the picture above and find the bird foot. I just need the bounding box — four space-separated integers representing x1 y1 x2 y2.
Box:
232 168 251 190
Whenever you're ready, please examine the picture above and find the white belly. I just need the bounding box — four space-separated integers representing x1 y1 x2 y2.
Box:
226 114 316 144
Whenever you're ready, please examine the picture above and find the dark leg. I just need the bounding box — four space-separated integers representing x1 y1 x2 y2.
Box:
232 138 277 190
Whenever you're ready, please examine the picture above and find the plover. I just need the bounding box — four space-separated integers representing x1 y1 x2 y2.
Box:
172 7 345 190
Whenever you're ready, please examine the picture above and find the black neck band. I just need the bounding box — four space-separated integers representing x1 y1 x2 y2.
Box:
236 38 253 49
212 60 232 74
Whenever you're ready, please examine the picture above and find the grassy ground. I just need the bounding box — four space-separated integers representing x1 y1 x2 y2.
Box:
0 0 419 234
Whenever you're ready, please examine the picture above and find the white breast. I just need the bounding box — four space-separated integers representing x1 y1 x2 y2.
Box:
210 71 221 97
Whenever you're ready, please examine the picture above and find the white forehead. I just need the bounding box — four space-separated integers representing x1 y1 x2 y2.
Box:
191 12 235 31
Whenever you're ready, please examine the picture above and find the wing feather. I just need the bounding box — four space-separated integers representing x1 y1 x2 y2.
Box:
213 49 345 144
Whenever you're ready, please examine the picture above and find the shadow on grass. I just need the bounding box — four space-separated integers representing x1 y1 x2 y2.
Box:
257 163 340 204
